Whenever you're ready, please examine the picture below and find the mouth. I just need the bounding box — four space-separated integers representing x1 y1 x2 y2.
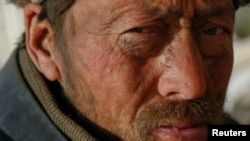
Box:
151 123 207 141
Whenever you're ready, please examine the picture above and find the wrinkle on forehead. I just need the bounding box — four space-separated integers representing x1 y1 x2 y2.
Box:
144 0 195 18
143 0 234 18
68 0 234 34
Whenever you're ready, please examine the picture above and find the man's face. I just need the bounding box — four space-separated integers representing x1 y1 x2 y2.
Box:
58 0 235 140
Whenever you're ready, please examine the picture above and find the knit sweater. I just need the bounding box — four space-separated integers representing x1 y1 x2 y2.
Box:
0 45 96 141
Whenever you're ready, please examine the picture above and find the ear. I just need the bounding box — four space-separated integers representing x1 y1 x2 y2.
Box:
24 3 61 81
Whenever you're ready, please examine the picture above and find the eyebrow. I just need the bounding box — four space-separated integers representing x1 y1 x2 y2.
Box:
194 7 235 19
101 4 235 32
141 4 235 22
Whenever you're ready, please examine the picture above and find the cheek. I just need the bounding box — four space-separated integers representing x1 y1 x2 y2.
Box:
200 36 233 103
205 55 233 104
67 35 145 116
76 49 146 138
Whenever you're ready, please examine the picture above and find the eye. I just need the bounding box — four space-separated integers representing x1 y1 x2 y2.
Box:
128 27 161 34
203 26 224 36
130 28 146 33
118 26 164 58
195 24 232 58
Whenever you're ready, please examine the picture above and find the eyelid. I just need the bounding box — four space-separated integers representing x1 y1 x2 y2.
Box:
203 26 224 35
195 23 231 37
124 24 164 35
129 27 155 33
118 24 166 58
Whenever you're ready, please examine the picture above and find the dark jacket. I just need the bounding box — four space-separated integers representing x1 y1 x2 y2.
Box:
0 48 68 141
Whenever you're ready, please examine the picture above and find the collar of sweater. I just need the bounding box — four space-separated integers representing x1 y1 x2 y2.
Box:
19 47 96 141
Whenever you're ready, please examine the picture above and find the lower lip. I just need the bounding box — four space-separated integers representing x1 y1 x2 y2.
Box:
152 125 207 141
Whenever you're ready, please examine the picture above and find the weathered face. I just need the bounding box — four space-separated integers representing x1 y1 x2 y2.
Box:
58 0 235 140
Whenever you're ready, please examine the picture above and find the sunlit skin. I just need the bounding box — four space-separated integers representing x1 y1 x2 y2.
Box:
25 0 235 140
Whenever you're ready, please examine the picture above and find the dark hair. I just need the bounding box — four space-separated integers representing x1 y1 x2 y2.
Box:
11 0 250 33
233 0 250 9
38 0 75 46
9 0 75 50
10 0 250 9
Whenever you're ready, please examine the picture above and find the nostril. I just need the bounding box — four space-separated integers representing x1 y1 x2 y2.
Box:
164 92 187 100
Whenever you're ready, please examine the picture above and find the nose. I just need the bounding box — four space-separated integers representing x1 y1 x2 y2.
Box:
157 29 206 100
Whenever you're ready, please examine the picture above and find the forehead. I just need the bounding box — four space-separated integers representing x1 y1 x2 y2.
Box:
73 0 234 20
144 0 234 7
80 0 234 12
145 0 234 14
66 0 234 35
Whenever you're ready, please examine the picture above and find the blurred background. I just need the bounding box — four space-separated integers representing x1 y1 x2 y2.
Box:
0 1 250 124
0 0 24 68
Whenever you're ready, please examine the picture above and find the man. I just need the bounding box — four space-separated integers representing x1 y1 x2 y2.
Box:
0 0 249 141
